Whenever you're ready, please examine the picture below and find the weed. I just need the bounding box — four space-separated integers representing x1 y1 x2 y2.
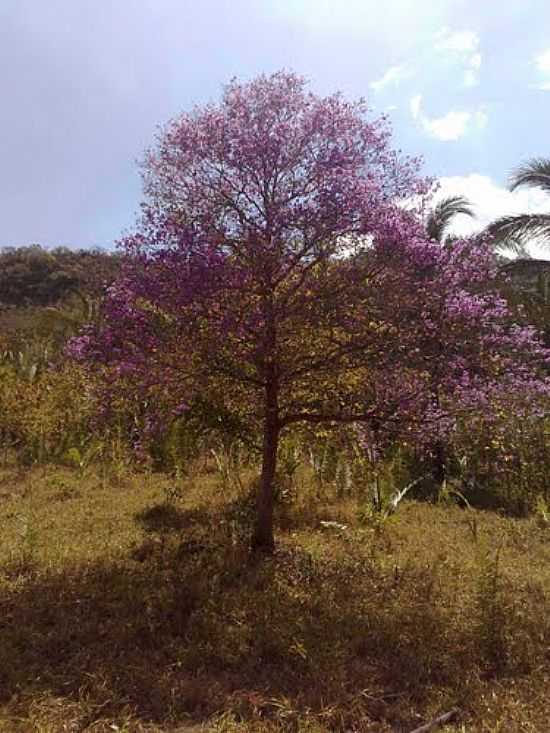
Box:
475 546 509 673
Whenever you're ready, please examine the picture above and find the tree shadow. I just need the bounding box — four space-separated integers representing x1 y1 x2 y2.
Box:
134 503 210 534
0 536 520 731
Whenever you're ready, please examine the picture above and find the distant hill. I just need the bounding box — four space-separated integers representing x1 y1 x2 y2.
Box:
0 245 121 309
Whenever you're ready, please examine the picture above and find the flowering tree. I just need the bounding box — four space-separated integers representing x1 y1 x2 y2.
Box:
71 72 549 550
395 236 550 490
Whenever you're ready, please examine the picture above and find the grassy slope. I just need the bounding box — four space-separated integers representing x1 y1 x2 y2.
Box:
0 465 549 732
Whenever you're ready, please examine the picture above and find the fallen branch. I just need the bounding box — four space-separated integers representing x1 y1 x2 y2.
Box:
409 707 460 733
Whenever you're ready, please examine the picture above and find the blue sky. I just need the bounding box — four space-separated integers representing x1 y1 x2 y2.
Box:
1 0 549 257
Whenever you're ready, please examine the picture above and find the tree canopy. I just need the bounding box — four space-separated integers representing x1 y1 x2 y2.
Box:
70 72 550 551
486 157 550 250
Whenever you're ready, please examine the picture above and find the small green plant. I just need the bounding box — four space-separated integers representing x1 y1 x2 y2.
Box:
308 440 340 497
439 481 479 542
8 511 40 574
356 475 423 529
334 457 353 497
475 545 509 672
534 494 549 528
63 440 103 477
279 437 301 485
211 438 245 494
162 480 184 505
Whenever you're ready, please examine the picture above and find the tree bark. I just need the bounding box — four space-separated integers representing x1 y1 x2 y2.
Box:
432 439 447 488
251 380 279 553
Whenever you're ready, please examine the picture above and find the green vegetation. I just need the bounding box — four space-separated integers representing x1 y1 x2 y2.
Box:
0 245 120 309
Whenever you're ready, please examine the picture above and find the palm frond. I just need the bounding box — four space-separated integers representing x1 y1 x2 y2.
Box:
509 158 550 195
426 196 475 242
484 213 550 251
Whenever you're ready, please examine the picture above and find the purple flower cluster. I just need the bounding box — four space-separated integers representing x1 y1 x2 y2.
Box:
67 72 549 461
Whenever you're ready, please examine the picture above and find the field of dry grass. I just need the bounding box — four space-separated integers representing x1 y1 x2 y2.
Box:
0 463 549 732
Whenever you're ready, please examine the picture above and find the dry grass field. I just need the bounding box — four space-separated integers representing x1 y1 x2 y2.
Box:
1 464 549 732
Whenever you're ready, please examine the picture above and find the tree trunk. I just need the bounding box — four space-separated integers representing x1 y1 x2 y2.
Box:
251 382 279 553
432 439 447 488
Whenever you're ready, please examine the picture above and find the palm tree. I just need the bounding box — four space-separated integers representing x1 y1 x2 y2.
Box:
486 158 550 251
422 196 475 490
426 195 475 244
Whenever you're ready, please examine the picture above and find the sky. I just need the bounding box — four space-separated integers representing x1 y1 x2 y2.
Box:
1 0 549 258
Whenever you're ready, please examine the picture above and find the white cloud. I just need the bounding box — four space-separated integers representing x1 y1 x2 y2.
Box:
410 95 488 141
474 107 489 129
535 48 550 74
434 28 479 54
370 64 413 92
532 48 550 90
434 27 482 87
464 52 482 87
470 52 482 69
435 174 550 258
367 25 484 106
268 0 450 49
424 110 471 141
463 69 478 88
410 94 422 119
